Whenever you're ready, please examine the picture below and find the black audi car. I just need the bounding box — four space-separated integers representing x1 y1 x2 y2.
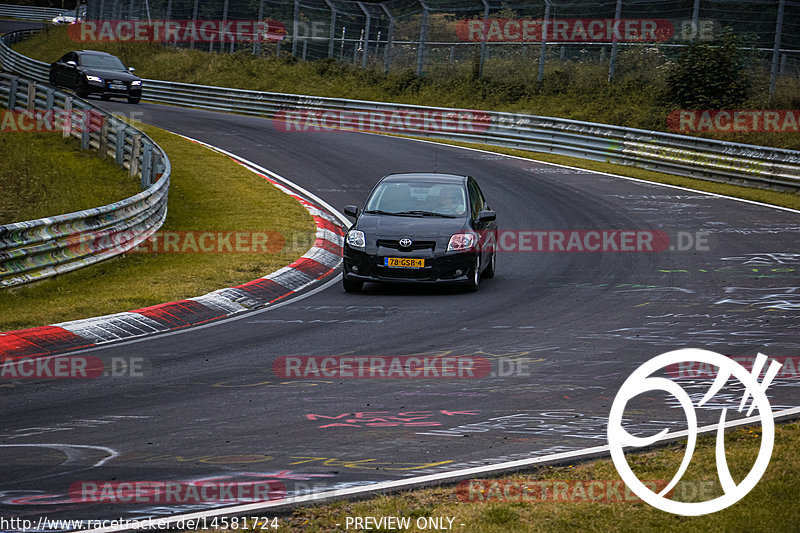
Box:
49 50 142 104
342 173 497 292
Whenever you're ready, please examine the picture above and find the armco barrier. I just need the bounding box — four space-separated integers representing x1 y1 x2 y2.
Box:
2 28 798 192
0 3 66 21
0 71 170 288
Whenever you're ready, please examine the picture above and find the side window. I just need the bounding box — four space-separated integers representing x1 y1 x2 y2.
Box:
467 180 483 220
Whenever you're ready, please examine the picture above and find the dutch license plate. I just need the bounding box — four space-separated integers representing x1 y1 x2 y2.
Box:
109 84 126 90
385 257 425 268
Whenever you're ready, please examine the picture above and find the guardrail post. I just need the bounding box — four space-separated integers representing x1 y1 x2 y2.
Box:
116 126 127 166
26 81 36 112
141 142 153 189
80 111 90 150
129 133 142 178
45 87 53 111
62 96 73 138
99 118 109 159
8 76 18 110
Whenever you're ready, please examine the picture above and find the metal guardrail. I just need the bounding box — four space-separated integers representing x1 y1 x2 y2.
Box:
2 27 799 196
0 3 66 21
0 71 170 288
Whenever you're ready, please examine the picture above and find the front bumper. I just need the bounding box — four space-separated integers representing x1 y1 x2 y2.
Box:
87 80 142 98
343 247 476 285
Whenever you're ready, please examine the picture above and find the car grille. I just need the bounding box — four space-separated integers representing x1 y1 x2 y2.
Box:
376 239 436 251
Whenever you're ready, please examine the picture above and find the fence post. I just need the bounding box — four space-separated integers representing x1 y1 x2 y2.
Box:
81 112 90 150
538 1 551 82
381 4 395 74
221 0 229 54
769 0 785 96
129 133 142 178
45 87 53 111
416 1 429 76
479 0 490 77
190 0 199 50
325 0 337 58
690 0 700 41
607 0 623 82
292 0 300 57
255 0 265 55
358 2 371 69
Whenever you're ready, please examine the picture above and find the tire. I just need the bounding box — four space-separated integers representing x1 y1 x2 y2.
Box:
76 80 88 98
464 256 480 292
343 277 363 293
48 71 57 86
128 96 141 104
100 95 111 101
482 250 496 279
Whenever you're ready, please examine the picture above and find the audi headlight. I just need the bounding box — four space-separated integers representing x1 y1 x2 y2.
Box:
86 75 102 83
130 80 142 86
447 232 476 252
346 230 365 250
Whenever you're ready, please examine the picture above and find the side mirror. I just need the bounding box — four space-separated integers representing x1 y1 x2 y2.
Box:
477 210 496 222
344 205 359 218
128 67 136 72
66 61 77 67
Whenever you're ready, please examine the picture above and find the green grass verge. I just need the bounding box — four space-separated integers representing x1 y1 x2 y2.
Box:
0 122 316 331
11 26 800 151
0 130 138 224
207 421 799 532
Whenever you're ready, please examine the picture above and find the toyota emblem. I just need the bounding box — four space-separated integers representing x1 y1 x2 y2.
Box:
399 238 412 248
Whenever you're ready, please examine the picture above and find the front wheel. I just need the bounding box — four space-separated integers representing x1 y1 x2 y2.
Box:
128 96 141 104
343 277 363 293
464 256 480 292
482 250 496 278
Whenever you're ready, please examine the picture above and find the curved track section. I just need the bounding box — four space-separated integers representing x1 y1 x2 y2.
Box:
1 82 799 526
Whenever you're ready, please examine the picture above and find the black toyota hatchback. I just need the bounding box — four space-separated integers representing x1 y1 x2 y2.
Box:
49 50 142 104
342 173 497 292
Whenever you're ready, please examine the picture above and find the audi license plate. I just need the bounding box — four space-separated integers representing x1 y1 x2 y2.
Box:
109 84 126 90
385 257 425 268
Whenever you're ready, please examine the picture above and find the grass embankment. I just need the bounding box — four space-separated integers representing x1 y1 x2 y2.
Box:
0 124 315 331
0 131 137 224
210 421 799 532
12 25 800 152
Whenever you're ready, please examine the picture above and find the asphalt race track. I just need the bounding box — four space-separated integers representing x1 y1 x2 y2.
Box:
1 30 799 526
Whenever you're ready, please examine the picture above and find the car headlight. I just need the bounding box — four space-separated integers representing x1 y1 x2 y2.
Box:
346 230 365 250
86 75 102 83
130 80 142 86
447 232 477 252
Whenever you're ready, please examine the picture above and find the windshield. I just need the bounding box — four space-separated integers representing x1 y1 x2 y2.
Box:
79 55 127 71
364 181 467 217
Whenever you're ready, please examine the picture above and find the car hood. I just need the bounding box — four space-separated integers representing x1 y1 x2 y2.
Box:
79 68 140 81
356 213 467 239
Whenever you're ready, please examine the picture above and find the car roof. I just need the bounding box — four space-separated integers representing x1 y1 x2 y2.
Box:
380 173 468 184
76 50 117 57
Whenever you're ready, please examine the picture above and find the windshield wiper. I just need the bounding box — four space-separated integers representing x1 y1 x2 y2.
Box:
364 209 424 217
394 210 459 218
